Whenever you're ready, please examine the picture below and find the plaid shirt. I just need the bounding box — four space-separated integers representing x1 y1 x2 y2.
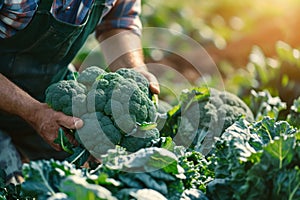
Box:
0 0 141 38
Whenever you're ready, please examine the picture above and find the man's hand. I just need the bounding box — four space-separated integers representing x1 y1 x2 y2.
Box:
29 103 83 151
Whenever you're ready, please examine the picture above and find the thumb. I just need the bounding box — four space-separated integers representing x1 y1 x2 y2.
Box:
57 114 84 130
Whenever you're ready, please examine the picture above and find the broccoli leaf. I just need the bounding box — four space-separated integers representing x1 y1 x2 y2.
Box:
273 167 300 199
263 134 295 169
137 122 157 131
250 90 287 121
103 147 180 174
207 117 300 199
59 176 117 200
129 189 167 200
21 161 59 198
54 128 74 154
66 147 90 167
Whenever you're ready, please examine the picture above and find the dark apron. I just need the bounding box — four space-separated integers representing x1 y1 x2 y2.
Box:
0 0 106 160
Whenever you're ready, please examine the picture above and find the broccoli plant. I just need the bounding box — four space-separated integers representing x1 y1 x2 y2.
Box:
161 87 254 155
45 66 159 162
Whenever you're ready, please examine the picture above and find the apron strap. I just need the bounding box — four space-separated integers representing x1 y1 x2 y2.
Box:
38 0 54 11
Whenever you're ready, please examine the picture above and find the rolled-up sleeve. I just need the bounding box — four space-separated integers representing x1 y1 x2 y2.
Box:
96 0 142 37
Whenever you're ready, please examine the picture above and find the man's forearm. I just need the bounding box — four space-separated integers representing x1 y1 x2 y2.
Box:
0 73 43 123
97 29 145 71
98 29 160 94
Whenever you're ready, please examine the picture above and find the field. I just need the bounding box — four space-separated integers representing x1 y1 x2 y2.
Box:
1 0 300 199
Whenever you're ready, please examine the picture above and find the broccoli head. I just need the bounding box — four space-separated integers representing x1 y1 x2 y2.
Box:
45 80 87 117
45 66 159 157
86 68 156 134
161 87 254 154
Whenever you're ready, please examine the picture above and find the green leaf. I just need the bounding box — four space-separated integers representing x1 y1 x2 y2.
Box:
180 87 210 113
263 135 295 169
22 161 57 197
273 167 300 200
137 122 157 131
103 147 180 174
21 160 82 199
66 146 90 167
253 117 296 145
132 173 168 195
54 128 74 154
250 90 286 121
60 176 117 200
160 137 176 151
129 189 167 200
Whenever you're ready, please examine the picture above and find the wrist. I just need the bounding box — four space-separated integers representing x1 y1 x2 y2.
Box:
21 101 48 126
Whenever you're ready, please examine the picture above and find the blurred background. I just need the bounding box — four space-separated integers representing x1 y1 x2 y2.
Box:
74 0 300 109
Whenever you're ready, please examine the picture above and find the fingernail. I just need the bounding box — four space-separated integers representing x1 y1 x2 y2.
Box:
150 83 160 94
74 119 83 129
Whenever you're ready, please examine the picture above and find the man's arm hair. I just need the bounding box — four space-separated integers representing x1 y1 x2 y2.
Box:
0 73 43 124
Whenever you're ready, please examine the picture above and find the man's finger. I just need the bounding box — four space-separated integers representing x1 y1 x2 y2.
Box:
57 114 84 130
150 82 160 94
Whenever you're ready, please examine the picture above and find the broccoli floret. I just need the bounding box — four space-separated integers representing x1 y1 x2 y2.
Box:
161 87 254 154
116 68 149 94
45 80 87 116
88 69 156 133
77 66 107 90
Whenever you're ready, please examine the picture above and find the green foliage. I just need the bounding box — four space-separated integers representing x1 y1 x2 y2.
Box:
287 96 300 128
5 55 300 200
141 0 263 50
161 86 254 155
249 90 287 121
0 147 205 199
179 151 214 192
60 176 117 200
1 114 299 200
225 42 300 111
21 159 83 199
207 117 300 200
